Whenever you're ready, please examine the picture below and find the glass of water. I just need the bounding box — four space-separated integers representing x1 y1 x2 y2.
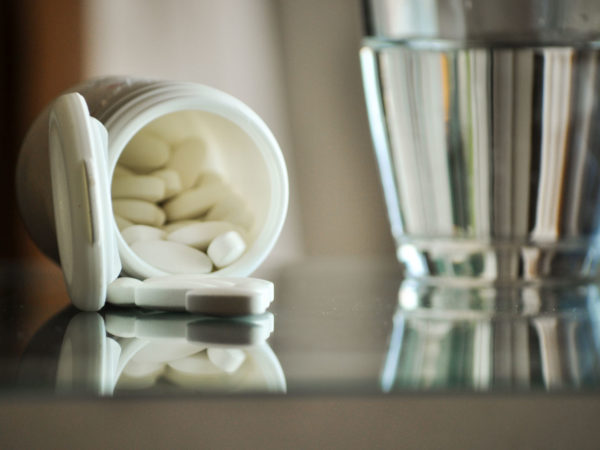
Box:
361 0 600 284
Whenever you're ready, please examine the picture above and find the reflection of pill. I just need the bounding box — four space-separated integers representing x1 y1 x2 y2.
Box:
130 240 212 274
118 132 170 172
111 174 166 202
167 138 207 189
167 352 223 375
207 231 246 268
207 348 246 373
132 341 205 364
167 221 238 250
163 184 225 221
114 214 134 230
107 277 142 306
123 360 165 378
113 199 166 226
150 169 183 198
121 225 166 245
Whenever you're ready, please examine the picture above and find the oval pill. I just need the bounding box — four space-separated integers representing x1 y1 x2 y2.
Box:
207 348 246 373
113 165 134 177
130 239 213 274
150 168 183 198
206 192 254 231
166 221 239 250
207 230 246 268
106 277 143 306
167 138 208 189
113 199 166 227
114 214 134 230
163 184 226 222
121 225 166 245
111 174 166 202
118 131 170 173
132 341 205 364
167 352 223 375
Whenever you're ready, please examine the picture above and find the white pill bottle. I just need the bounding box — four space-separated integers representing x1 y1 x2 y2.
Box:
17 76 288 311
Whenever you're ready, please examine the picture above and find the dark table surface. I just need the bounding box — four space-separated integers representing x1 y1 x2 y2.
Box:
2 257 600 448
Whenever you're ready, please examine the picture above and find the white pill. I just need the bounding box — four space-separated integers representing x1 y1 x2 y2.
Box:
207 348 246 373
113 199 166 227
196 171 226 187
206 193 254 231
118 132 170 173
113 165 133 177
107 277 143 306
116 370 161 390
167 352 223 375
123 360 165 378
166 221 238 250
114 214 134 230
162 220 201 233
134 276 274 315
167 138 208 189
207 231 246 268
130 240 212 274
132 341 205 364
184 278 274 316
111 174 166 202
150 169 183 198
163 184 226 222
121 225 166 245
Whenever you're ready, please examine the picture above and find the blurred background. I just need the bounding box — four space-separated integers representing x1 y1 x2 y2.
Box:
0 0 395 348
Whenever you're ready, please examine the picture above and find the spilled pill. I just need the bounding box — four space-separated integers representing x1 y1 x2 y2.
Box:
207 230 246 268
106 277 143 306
113 199 166 227
130 240 213 274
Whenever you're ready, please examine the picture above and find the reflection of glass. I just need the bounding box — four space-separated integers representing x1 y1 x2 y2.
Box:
21 309 285 396
382 281 600 391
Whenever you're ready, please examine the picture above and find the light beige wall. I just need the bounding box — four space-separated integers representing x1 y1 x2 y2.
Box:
277 0 394 256
82 0 395 266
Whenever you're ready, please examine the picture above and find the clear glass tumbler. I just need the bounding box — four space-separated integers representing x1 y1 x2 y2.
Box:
361 0 600 284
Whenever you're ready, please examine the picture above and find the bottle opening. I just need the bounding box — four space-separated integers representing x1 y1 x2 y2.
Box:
111 109 273 278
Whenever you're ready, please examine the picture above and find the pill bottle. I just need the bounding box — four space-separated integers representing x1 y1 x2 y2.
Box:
17 76 288 311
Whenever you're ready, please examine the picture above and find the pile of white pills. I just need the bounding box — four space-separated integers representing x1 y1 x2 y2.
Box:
112 130 254 274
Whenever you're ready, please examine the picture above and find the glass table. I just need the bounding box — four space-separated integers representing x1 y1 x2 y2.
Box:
2 258 600 448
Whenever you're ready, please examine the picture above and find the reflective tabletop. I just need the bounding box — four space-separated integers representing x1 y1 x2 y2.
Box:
2 258 600 447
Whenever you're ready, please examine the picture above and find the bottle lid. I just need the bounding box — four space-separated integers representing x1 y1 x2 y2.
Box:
49 93 122 311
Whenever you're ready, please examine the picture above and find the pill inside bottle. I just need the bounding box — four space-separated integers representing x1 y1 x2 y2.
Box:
112 110 271 278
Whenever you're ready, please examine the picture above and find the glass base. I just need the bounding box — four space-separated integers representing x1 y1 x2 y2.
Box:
397 238 600 284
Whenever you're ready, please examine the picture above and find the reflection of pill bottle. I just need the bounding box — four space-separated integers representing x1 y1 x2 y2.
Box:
17 76 288 311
